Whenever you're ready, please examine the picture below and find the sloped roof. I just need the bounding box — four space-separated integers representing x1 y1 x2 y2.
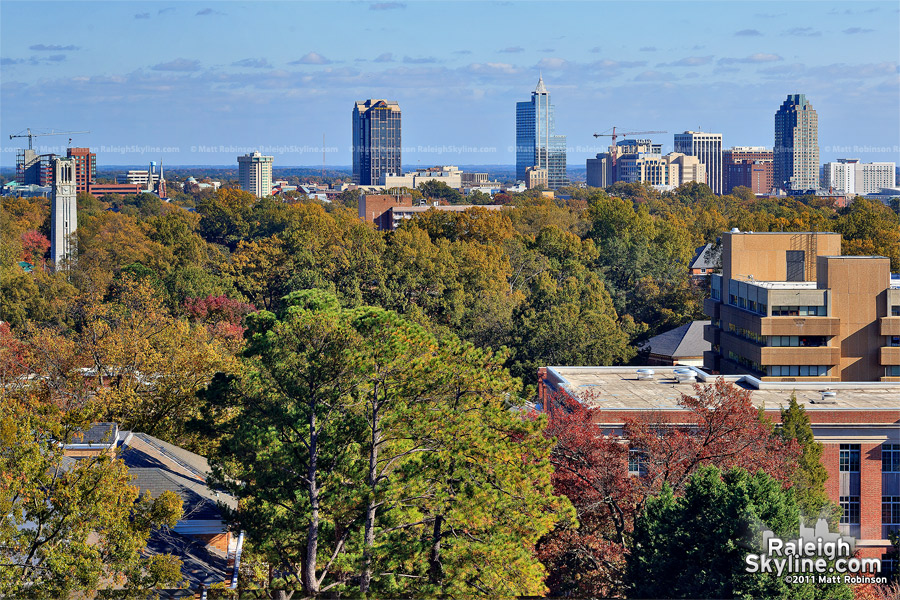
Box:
76 422 118 445
144 528 227 588
120 434 236 517
690 243 718 270
640 320 711 359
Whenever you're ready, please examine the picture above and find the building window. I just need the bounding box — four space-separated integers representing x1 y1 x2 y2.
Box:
884 444 900 472
840 496 860 524
890 336 900 347
628 449 647 476
888 366 900 377
892 306 900 317
840 444 860 472
883 553 898 579
884 497 900 537
767 365 828 377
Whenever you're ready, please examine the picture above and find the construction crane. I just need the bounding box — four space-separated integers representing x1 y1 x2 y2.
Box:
593 126 667 167
9 128 90 150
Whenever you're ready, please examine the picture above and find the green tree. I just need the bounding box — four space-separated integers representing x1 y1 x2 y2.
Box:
198 290 568 597
779 394 833 523
627 466 852 600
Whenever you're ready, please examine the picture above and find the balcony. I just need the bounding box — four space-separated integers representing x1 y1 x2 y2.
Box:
881 317 900 337
720 331 840 366
703 324 720 346
758 316 840 336
760 345 840 366
703 297 720 320
881 346 900 366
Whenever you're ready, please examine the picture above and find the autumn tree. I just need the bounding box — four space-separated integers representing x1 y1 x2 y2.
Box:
539 379 801 598
0 397 183 598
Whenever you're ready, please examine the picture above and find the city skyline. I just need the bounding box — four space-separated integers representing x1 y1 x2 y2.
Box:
1 1 898 168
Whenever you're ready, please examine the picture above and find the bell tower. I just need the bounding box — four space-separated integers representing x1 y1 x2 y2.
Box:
51 156 77 270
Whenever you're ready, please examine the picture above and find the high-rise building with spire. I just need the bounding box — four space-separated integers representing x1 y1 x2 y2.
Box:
516 76 568 189
774 94 819 192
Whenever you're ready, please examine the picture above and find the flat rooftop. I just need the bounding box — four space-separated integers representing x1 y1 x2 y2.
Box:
731 277 819 289
543 366 900 412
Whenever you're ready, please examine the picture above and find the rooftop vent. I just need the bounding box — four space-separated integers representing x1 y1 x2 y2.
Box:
731 227 740 233
815 391 837 404
673 368 697 383
636 368 655 381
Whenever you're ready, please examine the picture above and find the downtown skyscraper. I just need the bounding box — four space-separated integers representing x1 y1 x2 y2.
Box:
353 99 402 186
674 131 723 195
774 94 819 192
516 76 568 189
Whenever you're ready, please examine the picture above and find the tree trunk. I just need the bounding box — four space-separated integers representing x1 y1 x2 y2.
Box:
360 385 380 595
304 408 320 596
428 514 444 587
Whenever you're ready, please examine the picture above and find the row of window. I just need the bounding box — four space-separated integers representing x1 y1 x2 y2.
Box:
767 365 829 377
771 305 827 316
727 351 764 374
727 323 764 344
768 335 828 347
728 294 768 316
840 443 900 473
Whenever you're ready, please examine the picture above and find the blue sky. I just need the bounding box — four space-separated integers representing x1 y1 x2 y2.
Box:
2 0 898 168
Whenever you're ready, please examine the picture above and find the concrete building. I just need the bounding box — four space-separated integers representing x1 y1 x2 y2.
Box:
823 159 896 196
674 131 723 194
380 166 463 190
538 365 900 564
15 149 55 187
586 153 613 188
525 166 548 189
775 94 819 192
702 230 900 382
50 157 77 270
66 147 96 194
724 147 774 195
237 151 273 198
461 172 490 186
376 204 503 232
516 76 567 189
353 99 402 186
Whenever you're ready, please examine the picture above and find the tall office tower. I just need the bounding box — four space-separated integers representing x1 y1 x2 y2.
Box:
50 157 77 269
774 94 819 192
66 147 96 193
516 76 568 189
237 151 274 198
352 99 402 186
674 131 723 194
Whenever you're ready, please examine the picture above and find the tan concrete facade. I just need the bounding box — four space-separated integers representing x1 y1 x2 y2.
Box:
704 231 897 382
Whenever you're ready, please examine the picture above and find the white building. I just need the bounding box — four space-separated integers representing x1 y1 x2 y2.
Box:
823 159 896 195
674 131 723 194
237 151 274 198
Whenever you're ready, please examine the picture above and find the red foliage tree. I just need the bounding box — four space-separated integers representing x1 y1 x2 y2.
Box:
20 229 50 266
182 295 255 341
538 378 801 598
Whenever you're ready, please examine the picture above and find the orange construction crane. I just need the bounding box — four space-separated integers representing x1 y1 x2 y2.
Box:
593 127 667 167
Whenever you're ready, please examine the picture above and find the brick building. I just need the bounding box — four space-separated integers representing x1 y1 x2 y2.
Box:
538 366 900 566
724 146 773 195
66 147 96 193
